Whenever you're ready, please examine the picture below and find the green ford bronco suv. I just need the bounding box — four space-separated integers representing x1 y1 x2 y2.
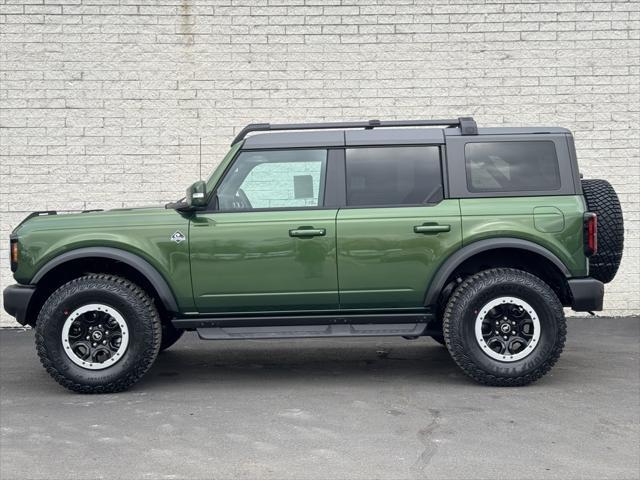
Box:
4 117 624 393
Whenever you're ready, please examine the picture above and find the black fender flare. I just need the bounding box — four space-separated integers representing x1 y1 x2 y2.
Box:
31 247 179 313
424 238 571 306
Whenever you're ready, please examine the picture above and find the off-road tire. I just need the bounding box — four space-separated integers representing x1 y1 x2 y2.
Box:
581 179 624 283
443 268 566 387
160 322 184 352
35 274 161 393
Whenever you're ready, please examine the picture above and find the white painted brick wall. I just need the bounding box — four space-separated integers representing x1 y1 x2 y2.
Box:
1 0 638 325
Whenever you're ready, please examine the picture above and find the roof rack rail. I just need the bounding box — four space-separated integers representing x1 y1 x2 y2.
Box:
231 116 477 145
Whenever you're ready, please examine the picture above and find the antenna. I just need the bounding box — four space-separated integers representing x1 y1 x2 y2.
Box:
199 137 202 181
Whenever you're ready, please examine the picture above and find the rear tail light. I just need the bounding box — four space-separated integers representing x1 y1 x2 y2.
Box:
10 238 19 272
584 213 597 257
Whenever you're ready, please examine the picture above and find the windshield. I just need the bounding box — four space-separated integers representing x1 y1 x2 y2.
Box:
206 142 243 195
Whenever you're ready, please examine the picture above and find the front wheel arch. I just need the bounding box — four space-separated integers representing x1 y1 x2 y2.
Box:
25 248 179 327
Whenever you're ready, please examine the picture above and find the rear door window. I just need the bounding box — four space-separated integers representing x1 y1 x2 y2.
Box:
345 146 443 206
465 141 561 193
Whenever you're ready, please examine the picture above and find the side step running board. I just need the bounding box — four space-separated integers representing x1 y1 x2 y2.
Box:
196 322 428 340
173 313 433 330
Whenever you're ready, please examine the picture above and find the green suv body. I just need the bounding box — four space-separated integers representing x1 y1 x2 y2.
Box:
3 117 623 392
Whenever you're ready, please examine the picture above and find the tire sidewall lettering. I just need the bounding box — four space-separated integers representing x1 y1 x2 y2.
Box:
445 269 566 384
36 275 160 392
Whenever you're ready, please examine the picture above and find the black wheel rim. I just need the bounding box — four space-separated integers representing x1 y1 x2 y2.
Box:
475 297 540 362
62 304 129 370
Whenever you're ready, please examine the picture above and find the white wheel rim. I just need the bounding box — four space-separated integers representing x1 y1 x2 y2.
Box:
61 304 129 370
474 296 541 362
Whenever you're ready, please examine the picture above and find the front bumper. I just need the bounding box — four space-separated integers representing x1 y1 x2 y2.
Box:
568 278 604 312
3 284 36 325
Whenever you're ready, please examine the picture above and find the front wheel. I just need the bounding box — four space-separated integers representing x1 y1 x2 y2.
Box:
443 268 566 386
35 274 162 393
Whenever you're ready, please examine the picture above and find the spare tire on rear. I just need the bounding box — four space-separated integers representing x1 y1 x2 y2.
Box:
581 179 624 283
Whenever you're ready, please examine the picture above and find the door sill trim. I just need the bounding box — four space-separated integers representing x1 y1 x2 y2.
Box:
172 312 434 330
196 322 429 340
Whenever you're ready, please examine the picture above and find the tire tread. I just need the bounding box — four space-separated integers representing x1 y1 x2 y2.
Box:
581 179 624 284
443 268 567 387
35 274 161 394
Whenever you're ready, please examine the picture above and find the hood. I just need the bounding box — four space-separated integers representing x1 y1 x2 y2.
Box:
12 207 177 236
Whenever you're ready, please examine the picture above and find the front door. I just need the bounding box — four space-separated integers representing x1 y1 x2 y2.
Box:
336 146 462 309
190 148 339 314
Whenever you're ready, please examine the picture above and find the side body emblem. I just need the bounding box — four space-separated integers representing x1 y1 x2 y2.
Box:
171 231 186 244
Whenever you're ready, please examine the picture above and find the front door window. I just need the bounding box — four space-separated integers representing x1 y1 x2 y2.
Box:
216 149 327 211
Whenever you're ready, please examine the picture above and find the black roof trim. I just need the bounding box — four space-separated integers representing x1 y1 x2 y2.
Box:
232 117 477 145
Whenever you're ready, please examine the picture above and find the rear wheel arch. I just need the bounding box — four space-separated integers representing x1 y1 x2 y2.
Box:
26 248 179 326
425 239 572 309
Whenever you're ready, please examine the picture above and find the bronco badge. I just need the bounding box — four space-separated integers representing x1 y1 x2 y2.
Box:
171 231 186 244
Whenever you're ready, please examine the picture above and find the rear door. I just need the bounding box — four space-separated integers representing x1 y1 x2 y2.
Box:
336 146 462 310
190 148 340 314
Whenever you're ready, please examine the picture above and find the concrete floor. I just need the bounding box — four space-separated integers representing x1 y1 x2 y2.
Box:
1 317 638 480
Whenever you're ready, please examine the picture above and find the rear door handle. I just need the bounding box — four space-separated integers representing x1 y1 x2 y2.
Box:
413 224 451 234
289 228 326 238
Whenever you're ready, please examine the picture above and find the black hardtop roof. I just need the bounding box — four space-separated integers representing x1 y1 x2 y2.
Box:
236 117 571 150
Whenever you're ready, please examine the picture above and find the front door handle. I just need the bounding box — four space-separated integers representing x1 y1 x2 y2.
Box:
289 228 326 238
413 223 451 234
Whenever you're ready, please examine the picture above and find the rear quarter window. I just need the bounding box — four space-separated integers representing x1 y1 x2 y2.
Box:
465 141 561 193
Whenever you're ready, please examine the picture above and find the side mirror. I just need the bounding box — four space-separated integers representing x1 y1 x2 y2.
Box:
186 180 207 208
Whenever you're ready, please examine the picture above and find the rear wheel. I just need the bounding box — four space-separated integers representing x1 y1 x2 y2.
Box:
35 274 161 393
443 268 566 386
